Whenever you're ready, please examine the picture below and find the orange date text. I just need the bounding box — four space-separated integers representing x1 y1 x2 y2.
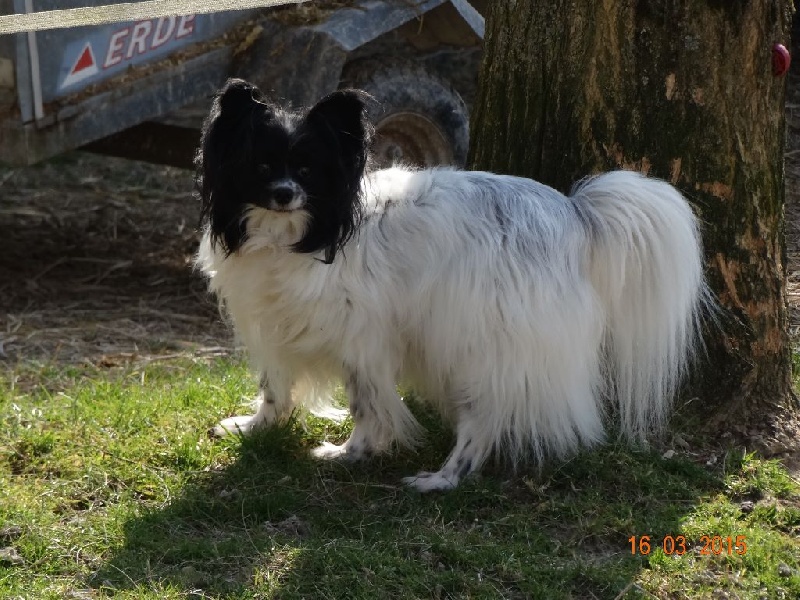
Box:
628 535 747 556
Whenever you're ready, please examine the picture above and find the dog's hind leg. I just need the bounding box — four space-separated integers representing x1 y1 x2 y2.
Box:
402 404 490 492
312 369 422 461
213 371 292 436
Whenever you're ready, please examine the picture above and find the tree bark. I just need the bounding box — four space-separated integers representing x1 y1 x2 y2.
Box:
470 0 799 453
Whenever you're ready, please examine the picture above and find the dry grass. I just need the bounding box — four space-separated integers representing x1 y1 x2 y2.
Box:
0 153 232 369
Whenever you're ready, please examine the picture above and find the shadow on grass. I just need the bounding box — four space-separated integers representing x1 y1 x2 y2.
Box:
89 405 736 600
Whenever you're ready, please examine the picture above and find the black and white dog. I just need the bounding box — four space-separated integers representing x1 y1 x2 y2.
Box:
196 78 710 491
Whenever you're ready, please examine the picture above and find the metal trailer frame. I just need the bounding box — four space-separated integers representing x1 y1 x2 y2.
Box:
0 0 483 167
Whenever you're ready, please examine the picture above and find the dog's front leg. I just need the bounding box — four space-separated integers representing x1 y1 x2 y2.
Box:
213 370 292 437
312 369 421 461
403 405 489 492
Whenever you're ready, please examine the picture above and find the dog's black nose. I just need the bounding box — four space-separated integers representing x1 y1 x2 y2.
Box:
272 185 295 205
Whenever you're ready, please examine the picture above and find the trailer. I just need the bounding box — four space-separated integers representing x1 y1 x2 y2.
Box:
0 0 485 169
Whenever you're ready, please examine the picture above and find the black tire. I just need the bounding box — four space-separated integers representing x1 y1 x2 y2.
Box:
340 59 470 168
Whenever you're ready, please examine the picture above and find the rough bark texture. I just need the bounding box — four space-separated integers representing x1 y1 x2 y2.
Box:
470 0 799 453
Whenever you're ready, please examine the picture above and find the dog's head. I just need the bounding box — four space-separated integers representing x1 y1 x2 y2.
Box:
196 78 371 263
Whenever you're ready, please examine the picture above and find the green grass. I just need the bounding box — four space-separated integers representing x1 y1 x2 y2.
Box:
1 358 799 599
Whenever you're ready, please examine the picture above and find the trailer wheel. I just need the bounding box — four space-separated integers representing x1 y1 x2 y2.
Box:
340 60 470 168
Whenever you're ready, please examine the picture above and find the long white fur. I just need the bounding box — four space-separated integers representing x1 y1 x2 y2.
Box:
197 167 709 491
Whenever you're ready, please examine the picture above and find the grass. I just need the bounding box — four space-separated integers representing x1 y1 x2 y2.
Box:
1 358 799 599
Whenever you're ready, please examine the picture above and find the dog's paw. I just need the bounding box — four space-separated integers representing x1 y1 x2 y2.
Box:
311 441 346 459
212 415 259 437
311 441 370 462
402 471 458 492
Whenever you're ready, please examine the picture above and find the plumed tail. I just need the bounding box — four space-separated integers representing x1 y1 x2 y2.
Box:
570 171 712 441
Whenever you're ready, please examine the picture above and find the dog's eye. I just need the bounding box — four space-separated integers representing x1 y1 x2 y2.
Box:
297 166 311 179
257 164 271 177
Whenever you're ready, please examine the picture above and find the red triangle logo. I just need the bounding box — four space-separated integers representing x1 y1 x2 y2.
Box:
61 42 99 89
72 45 95 74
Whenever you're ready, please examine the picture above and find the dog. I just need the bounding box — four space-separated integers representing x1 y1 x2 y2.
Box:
195 78 711 492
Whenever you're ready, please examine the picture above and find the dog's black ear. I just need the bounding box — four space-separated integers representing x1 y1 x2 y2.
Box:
305 89 372 171
293 90 372 265
215 78 266 118
196 78 270 255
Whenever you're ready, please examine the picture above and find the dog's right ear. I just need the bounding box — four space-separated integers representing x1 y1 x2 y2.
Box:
196 78 268 256
214 78 266 119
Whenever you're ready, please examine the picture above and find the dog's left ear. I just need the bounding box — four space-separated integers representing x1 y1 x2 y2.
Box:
294 90 372 264
305 90 372 174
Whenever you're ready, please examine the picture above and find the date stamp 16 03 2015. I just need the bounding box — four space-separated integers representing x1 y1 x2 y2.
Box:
629 535 748 556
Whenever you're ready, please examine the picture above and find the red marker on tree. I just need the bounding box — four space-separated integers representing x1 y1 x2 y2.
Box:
772 43 790 77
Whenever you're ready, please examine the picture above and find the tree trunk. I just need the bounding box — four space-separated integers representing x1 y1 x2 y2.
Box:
470 0 799 453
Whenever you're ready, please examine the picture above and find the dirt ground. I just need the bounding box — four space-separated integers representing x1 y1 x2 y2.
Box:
0 153 232 367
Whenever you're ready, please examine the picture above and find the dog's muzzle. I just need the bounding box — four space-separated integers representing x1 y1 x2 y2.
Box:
269 180 306 211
